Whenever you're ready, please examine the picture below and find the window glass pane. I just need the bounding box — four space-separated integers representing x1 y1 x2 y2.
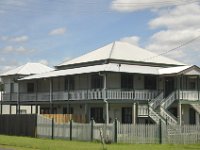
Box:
91 74 103 89
65 76 75 91
144 76 157 90
121 73 133 89
27 83 34 93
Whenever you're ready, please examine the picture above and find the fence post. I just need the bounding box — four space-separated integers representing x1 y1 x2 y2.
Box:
91 118 94 142
159 119 162 144
51 118 54 140
35 114 38 138
70 119 72 141
114 118 118 143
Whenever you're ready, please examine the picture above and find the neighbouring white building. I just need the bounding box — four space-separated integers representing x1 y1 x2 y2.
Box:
0 62 54 114
1 41 200 125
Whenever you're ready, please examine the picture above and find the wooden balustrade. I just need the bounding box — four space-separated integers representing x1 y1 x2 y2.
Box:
1 89 178 102
179 90 199 101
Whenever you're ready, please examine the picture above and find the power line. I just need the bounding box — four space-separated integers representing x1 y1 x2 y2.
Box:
141 33 200 62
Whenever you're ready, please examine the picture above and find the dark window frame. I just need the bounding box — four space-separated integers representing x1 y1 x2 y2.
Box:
91 74 103 89
27 82 35 93
121 73 133 90
65 76 75 91
144 75 157 90
90 107 104 123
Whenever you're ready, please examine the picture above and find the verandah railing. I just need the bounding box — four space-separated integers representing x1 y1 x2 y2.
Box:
2 89 159 101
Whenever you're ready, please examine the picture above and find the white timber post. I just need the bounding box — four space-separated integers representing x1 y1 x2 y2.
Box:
102 73 109 124
178 102 182 125
49 78 53 114
17 81 20 114
132 103 136 124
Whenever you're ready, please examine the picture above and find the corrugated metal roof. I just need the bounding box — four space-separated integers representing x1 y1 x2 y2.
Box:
57 41 185 67
159 66 191 75
0 63 54 77
20 64 199 81
20 63 161 80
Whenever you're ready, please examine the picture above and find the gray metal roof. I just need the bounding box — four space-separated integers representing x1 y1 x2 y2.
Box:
57 41 185 67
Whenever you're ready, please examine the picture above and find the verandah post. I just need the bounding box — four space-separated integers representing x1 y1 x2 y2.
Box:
70 119 72 141
90 118 94 142
114 118 118 143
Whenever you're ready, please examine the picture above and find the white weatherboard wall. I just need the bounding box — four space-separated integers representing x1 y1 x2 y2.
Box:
53 77 65 91
134 74 144 90
107 73 120 89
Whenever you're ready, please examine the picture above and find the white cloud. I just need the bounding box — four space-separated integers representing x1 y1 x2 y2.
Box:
149 3 200 29
2 45 14 52
49 27 66 36
146 3 200 65
120 36 140 46
0 59 21 73
11 35 29 42
111 0 193 12
1 45 35 54
38 59 49 66
1 35 29 43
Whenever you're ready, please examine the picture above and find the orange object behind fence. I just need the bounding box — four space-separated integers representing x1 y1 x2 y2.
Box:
42 114 86 124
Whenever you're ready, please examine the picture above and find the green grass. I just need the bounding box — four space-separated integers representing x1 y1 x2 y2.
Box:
0 135 200 150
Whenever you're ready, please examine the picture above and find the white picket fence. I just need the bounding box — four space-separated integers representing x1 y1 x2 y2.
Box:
36 115 200 144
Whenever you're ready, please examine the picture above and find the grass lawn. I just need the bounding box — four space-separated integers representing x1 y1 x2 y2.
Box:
0 135 200 150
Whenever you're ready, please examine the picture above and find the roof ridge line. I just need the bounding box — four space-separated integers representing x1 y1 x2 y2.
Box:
108 41 115 59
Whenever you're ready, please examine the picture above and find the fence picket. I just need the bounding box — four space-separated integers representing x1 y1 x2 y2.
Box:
36 115 200 144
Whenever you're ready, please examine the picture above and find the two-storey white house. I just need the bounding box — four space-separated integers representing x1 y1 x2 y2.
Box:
1 41 200 125
0 63 54 114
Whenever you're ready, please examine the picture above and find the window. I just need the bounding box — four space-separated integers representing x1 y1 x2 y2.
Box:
27 83 34 93
91 74 103 89
144 76 157 90
65 76 75 91
121 73 133 89
90 107 104 123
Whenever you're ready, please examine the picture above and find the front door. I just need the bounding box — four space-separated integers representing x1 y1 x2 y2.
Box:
165 77 175 97
122 107 132 124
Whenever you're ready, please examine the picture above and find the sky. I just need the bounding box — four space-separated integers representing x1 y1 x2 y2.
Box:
0 0 200 72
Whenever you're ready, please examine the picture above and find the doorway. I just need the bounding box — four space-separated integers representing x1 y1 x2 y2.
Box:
90 107 104 123
122 107 132 124
165 77 175 97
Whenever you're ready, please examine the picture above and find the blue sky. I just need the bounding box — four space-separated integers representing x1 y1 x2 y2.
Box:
0 0 200 71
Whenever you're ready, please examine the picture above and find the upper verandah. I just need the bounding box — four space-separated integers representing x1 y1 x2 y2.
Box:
56 41 186 69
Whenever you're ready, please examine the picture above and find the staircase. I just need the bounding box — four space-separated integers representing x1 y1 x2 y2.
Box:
161 91 177 109
149 107 165 124
148 91 178 125
160 92 178 125
149 92 164 109
190 104 200 114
